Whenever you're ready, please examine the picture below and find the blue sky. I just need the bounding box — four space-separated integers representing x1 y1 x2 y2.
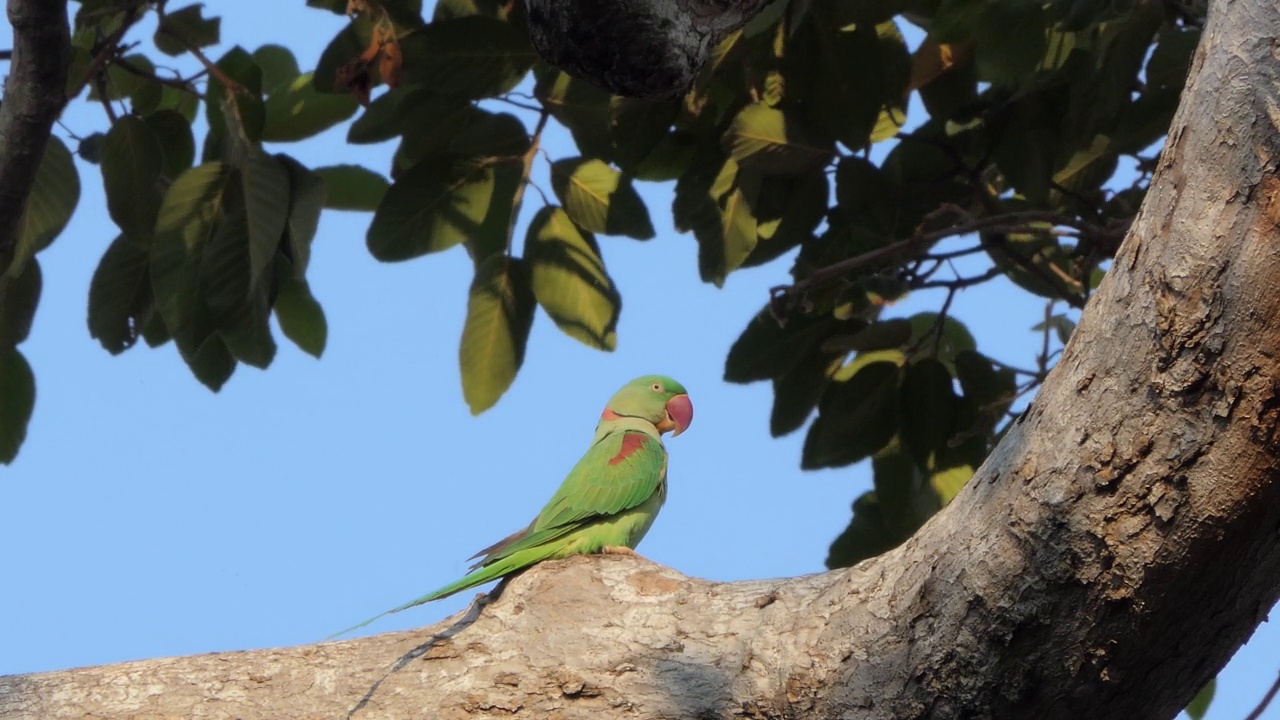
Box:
0 4 1275 718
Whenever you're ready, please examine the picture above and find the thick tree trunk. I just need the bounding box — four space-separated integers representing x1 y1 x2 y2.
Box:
0 0 69 255
5 0 1280 718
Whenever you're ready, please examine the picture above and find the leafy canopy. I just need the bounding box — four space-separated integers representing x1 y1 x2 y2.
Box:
7 0 1200 613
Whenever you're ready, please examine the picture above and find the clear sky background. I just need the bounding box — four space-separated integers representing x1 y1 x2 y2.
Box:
1 4 1275 718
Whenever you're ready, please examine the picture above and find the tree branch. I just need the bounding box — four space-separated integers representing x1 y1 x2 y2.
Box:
4 1 1280 718
0 0 70 256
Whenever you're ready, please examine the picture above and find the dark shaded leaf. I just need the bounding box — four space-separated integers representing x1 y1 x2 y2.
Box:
313 164 388 211
88 237 152 354
723 103 834 175
144 109 196 180
899 358 959 466
155 4 220 56
7 137 79 279
0 348 35 464
100 116 165 245
802 361 901 469
0 259 41 348
826 492 902 569
398 17 536 99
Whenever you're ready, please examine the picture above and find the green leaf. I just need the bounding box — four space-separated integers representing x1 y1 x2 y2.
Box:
313 164 388 211
313 15 372 96
899 358 959 466
770 350 833 437
907 312 977 367
367 155 507 261
144 109 196 180
525 207 621 351
823 319 914 354
610 96 679 172
239 155 290 289
745 171 828 268
459 255 536 414
723 103 833 175
252 44 300 96
954 350 1018 433
1184 678 1215 720
434 0 508 19
535 69 614 162
802 361 901 469
154 4 221 56
398 17 536 99
549 158 655 239
871 444 942 537
151 162 232 359
826 492 902 569
88 237 153 354
274 260 327 358
188 334 237 391
276 155 326 277
673 152 761 287
262 72 359 142
0 258 41 348
100 117 165 246
7 137 79 279
205 47 266 150
197 178 276 370
725 308 865 384
0 348 35 464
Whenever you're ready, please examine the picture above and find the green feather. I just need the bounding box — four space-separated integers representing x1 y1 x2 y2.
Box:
324 376 688 640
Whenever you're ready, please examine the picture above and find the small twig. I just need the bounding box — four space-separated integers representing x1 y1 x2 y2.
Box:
0 50 12 61
1036 302 1054 378
771 207 1098 317
66 9 141 103
505 110 551 254
155 5 246 97
1245 671 1280 720
917 266 1003 291
495 95 544 113
112 56 202 97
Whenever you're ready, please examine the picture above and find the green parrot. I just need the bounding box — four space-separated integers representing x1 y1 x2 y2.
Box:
327 375 693 639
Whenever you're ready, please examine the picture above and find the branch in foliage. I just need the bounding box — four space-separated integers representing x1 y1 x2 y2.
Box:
0 0 70 255
769 207 1114 320
112 56 203 97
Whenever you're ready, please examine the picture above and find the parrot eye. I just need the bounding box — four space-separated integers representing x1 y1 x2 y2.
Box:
651 382 663 392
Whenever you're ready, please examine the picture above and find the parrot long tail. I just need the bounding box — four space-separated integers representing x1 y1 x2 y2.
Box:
323 542 566 640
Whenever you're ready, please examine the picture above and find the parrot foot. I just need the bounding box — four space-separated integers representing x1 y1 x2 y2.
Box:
601 545 638 556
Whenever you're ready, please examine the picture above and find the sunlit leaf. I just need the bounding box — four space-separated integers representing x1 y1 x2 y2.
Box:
459 255 536 414
549 158 655 239
525 207 621 351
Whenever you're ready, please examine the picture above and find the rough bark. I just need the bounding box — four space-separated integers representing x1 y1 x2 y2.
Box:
0 0 69 256
524 0 769 99
4 1 1280 718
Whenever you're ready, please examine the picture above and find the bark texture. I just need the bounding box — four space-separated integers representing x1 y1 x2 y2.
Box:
0 0 69 255
4 1 1280 718
524 0 769 99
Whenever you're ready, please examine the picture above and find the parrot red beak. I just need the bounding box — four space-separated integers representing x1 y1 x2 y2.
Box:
660 394 693 437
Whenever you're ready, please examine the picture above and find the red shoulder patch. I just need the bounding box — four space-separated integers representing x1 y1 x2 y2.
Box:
608 433 648 466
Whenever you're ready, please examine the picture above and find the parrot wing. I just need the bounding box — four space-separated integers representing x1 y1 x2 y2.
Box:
468 428 667 567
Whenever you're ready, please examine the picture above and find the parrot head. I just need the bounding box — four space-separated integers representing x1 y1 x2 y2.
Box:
602 375 693 437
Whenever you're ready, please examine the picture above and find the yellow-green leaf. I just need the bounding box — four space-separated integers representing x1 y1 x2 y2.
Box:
459 255 536 414
549 157 654 239
723 103 833 175
525 206 621 351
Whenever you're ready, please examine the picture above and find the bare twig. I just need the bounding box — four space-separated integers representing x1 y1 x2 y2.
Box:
770 207 1104 318
0 0 71 255
505 110 551 254
1245 671 1280 720
112 56 202 97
